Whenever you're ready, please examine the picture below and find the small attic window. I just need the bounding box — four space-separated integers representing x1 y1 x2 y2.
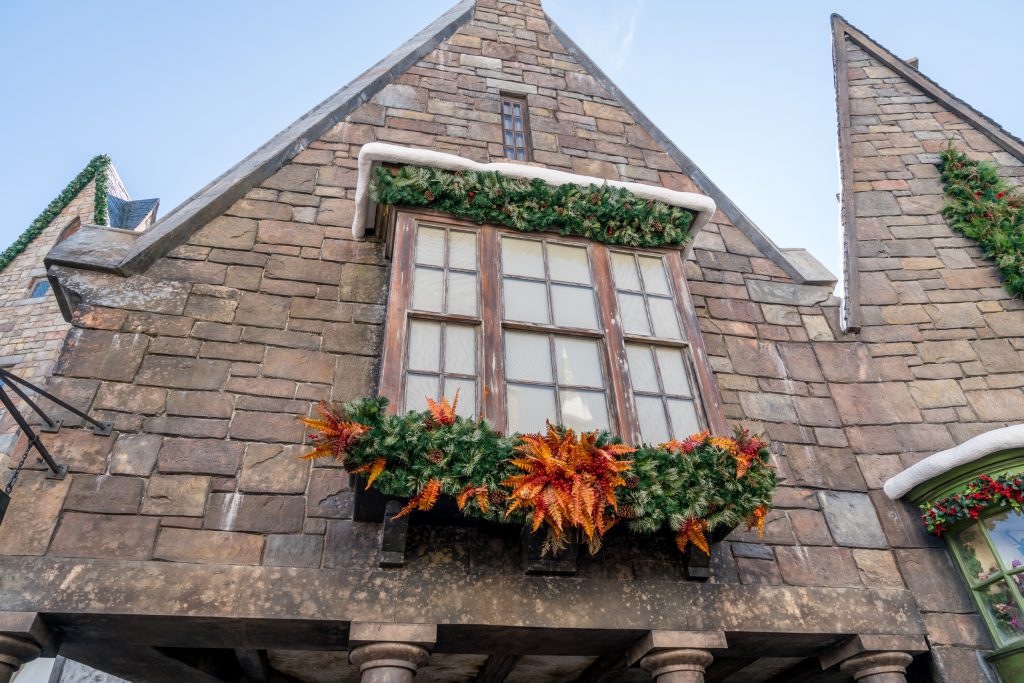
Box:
501 94 531 161
29 278 51 298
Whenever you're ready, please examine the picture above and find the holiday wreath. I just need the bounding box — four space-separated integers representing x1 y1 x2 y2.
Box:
299 394 775 555
371 165 695 248
920 472 1024 535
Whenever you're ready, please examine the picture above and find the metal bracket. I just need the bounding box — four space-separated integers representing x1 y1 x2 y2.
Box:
38 418 63 434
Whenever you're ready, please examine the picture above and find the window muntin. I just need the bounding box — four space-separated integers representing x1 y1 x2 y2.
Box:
950 508 1024 646
28 279 51 299
501 95 531 161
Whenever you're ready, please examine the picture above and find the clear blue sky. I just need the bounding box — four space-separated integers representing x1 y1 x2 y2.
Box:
1 1 1022 279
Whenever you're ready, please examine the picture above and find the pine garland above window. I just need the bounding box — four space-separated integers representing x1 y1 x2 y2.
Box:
371 165 696 248
920 472 1024 535
940 145 1024 297
0 154 111 273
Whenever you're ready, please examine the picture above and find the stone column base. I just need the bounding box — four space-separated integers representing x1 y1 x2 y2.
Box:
349 642 430 683
0 634 42 683
639 647 714 682
839 651 914 682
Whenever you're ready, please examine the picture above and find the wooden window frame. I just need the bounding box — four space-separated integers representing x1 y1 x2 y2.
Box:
500 93 532 162
380 209 727 439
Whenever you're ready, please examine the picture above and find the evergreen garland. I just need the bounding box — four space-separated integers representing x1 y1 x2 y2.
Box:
940 145 1024 296
921 472 1024 535
300 397 775 554
371 165 695 248
0 155 111 273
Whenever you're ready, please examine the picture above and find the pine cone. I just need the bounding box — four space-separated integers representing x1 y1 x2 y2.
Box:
623 473 639 489
618 504 640 519
426 449 444 464
489 489 508 506
424 190 436 201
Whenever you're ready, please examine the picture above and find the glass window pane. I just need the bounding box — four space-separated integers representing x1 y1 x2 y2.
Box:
986 511 1024 571
516 149 526 161
638 256 671 295
447 271 477 316
553 337 603 388
503 279 549 324
547 244 591 284
505 331 552 383
412 267 443 312
503 101 512 114
657 347 691 396
618 292 651 336
977 580 1024 645
551 285 598 329
507 384 557 434
443 377 476 419
405 374 439 412
444 325 475 375
415 227 446 266
560 390 609 433
667 399 701 439
407 320 441 372
515 133 525 146
953 524 1003 584
448 231 477 271
504 114 513 128
611 252 641 291
626 344 659 392
505 131 515 146
636 396 670 445
649 297 682 339
502 238 545 278
514 117 523 132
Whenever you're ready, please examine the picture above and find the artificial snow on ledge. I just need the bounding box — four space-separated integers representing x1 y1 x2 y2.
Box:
351 142 717 239
884 423 1024 499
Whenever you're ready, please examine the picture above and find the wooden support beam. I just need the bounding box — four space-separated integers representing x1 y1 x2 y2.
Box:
574 654 625 683
475 654 522 683
235 648 269 682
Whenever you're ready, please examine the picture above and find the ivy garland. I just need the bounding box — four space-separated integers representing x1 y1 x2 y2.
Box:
0 155 111 273
920 473 1024 535
371 165 695 248
940 145 1024 297
299 395 775 555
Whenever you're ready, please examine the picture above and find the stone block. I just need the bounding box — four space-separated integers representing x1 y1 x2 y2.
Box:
736 558 783 585
142 474 210 516
109 433 162 476
136 357 231 390
265 255 341 285
746 281 830 306
852 549 904 588
264 348 336 383
813 343 877 382
988 311 1024 336
65 474 143 514
909 380 967 409
157 439 244 476
794 396 842 428
0 472 69 555
263 534 324 568
924 302 984 329
723 337 786 378
57 330 148 382
785 445 867 491
774 547 861 587
166 391 234 419
788 509 832 546
93 383 166 415
205 493 305 534
830 383 922 425
922 613 993 649
896 548 975 613
738 392 796 422
929 647 1001 683
316 199 356 227
32 430 113 474
184 295 238 323
971 339 1022 373
323 520 381 569
777 343 824 382
855 191 900 216
49 513 159 560
239 444 309 494
340 264 388 304
263 165 317 193
232 292 291 329
256 220 324 247
190 216 258 249
321 322 383 356
227 199 292 221
230 411 306 444
154 527 264 565
143 416 228 439
306 469 352 519
819 491 887 549
967 390 1024 421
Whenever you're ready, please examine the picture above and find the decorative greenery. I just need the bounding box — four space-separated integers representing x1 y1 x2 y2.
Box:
371 165 695 248
921 473 1024 535
940 145 1024 297
0 155 111 273
299 396 776 555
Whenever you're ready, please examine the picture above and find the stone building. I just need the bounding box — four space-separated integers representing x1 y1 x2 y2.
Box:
0 2 1023 681
0 157 158 466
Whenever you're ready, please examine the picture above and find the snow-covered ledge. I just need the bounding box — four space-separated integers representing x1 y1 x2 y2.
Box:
884 424 1024 500
351 142 717 239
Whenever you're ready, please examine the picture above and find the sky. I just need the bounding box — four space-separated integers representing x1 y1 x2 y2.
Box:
1 1 1022 280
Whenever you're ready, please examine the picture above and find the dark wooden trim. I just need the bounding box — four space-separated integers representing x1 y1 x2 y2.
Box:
592 242 639 442
379 212 417 412
475 654 522 683
499 92 533 162
832 15 861 333
480 226 507 431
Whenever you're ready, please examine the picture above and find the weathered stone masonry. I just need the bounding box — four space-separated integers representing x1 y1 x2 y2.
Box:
0 3 1020 681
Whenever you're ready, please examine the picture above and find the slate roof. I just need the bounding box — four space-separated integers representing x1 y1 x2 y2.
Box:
107 195 160 230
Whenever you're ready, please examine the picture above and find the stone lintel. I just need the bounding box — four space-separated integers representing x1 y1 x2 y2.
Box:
0 612 56 656
819 634 929 670
348 622 437 649
626 630 727 667
745 280 832 306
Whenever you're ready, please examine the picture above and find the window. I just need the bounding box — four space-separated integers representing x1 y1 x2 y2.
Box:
28 279 50 298
500 94 531 161
381 212 723 443
950 508 1024 646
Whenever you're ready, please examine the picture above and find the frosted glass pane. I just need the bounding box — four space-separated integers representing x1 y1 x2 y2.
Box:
505 331 552 383
405 374 439 412
638 256 671 295
448 231 477 271
447 271 477 316
412 267 443 312
551 285 598 329
444 325 475 375
649 297 682 339
507 384 557 434
554 337 603 388
636 395 669 445
626 344 658 392
611 252 641 291
407 320 441 372
415 227 446 266
656 347 691 396
560 390 609 433
503 279 549 323
547 243 591 284
444 377 476 418
618 292 651 336
667 399 701 439
502 238 545 278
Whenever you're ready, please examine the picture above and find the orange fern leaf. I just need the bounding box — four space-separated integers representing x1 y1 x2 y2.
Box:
394 478 443 519
298 402 369 462
350 457 387 489
746 505 768 538
676 518 710 555
425 389 460 427
661 431 709 454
